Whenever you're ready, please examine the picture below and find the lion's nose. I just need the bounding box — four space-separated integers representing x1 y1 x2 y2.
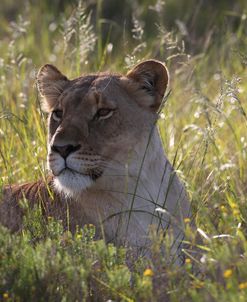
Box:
51 144 81 159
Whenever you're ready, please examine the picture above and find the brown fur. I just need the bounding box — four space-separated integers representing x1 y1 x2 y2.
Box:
0 61 190 260
1 60 167 234
0 178 97 234
1 178 59 231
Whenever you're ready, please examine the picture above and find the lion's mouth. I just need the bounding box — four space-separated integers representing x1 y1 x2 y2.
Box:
56 167 103 181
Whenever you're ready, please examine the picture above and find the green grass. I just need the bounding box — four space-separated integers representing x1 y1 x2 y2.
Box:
1 1 247 301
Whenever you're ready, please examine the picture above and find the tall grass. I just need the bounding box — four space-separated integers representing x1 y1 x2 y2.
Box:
0 1 247 301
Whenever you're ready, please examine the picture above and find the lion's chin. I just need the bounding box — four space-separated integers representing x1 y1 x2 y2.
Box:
53 169 94 198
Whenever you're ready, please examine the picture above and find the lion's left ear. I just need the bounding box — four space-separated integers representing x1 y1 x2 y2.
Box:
36 64 69 112
126 60 169 112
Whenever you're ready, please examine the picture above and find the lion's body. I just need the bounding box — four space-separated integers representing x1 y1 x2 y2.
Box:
0 60 190 260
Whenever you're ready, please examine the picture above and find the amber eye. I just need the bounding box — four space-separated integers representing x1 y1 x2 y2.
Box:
52 110 63 122
95 108 114 120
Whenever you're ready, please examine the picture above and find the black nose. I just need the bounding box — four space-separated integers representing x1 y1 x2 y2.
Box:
51 144 81 159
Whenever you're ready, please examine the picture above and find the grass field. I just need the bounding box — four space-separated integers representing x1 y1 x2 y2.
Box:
0 1 247 301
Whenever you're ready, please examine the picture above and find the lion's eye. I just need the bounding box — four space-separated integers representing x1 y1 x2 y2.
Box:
95 108 114 120
52 110 63 122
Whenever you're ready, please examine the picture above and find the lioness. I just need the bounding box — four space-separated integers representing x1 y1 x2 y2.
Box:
0 60 190 261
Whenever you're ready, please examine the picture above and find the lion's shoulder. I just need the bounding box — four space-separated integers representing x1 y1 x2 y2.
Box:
0 177 65 232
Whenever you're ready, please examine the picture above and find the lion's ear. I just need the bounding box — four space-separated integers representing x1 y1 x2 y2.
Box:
126 60 169 112
36 64 69 112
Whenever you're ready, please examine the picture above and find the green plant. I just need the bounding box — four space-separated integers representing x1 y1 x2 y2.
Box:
1 1 247 301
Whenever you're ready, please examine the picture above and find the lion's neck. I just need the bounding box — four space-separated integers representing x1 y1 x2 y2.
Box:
73 127 190 250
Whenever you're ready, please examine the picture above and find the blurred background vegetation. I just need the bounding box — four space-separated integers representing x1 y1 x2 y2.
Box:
1 0 246 45
0 0 246 68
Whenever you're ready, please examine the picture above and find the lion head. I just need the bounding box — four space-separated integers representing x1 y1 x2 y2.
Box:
37 60 169 197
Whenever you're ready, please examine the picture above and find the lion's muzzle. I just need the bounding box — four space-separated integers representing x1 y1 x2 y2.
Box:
48 144 103 181
51 143 81 159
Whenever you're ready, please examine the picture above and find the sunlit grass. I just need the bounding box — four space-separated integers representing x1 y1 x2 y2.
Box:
0 1 247 301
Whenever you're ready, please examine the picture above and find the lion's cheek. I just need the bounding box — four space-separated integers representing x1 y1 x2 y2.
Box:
47 153 65 176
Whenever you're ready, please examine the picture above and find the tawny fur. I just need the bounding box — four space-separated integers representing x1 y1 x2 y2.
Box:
0 60 191 261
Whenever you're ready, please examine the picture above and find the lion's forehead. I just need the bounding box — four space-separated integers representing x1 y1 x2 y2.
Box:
68 74 121 93
60 74 122 107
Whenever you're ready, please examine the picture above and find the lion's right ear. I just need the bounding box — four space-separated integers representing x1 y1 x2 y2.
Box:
125 60 169 112
36 64 69 112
